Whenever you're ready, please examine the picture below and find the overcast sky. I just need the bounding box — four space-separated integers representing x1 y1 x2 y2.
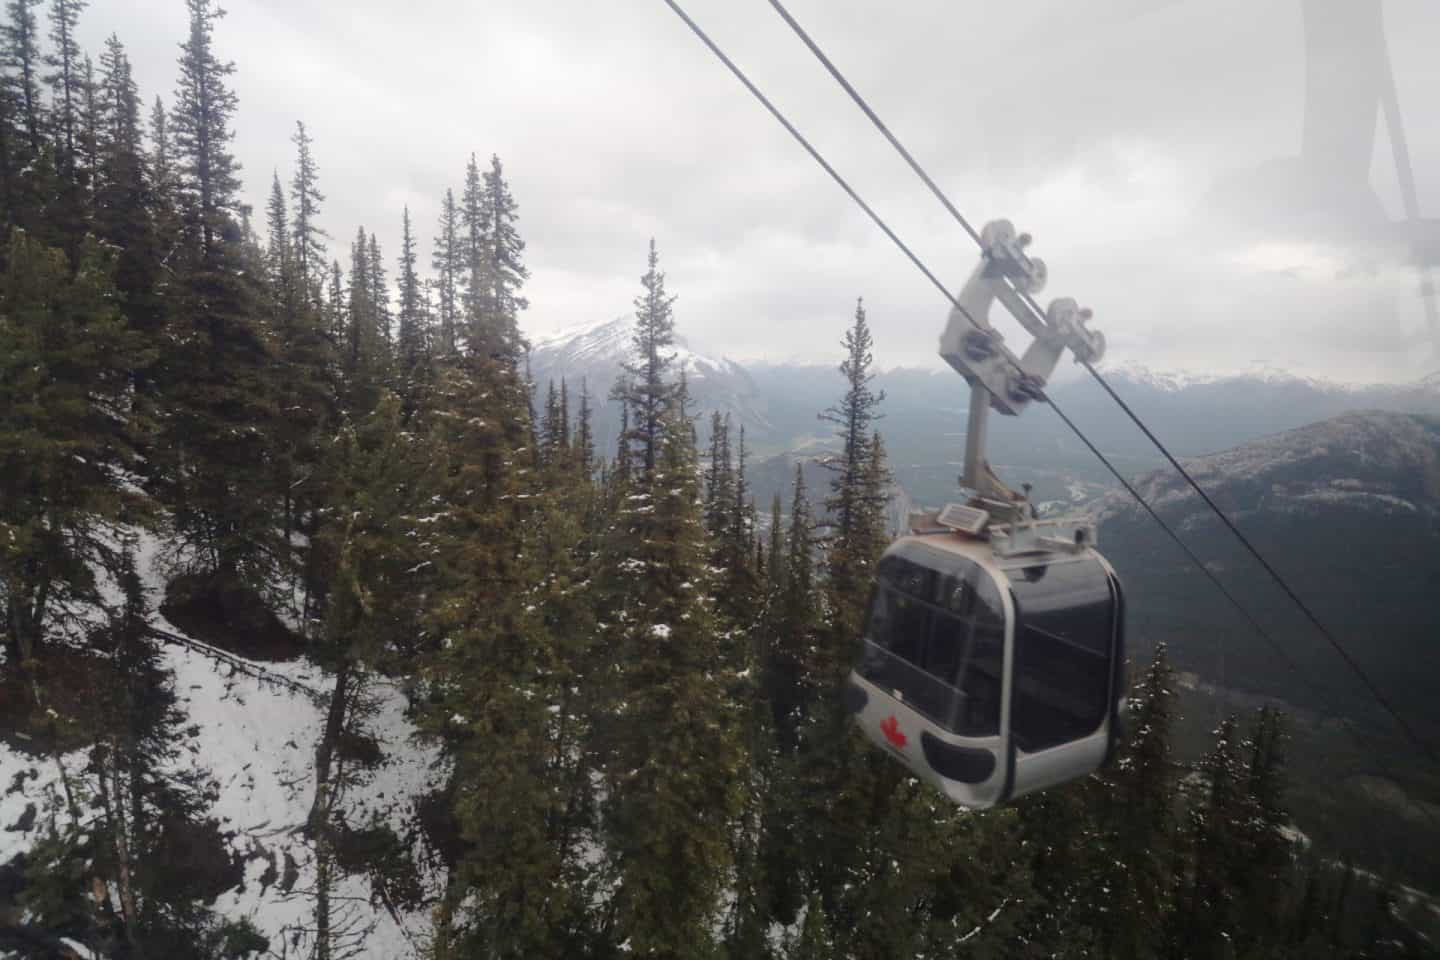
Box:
79 0 1440 383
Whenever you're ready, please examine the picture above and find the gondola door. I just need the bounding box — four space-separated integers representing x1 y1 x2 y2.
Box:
1003 552 1126 801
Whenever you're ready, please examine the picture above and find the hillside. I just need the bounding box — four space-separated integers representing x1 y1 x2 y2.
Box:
1093 411 1440 882
1097 410 1440 717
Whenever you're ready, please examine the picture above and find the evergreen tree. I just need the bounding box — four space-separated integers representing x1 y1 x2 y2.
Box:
395 205 425 388
163 0 277 592
459 152 488 352
704 412 733 542
1106 643 1181 959
306 392 433 958
480 152 528 358
172 0 240 260
1233 706 1294 954
77 53 97 189
432 186 461 356
0 42 16 224
540 379 564 466
417 325 575 955
574 378 595 477
147 94 172 204
343 225 386 406
43 0 88 255
592 252 743 958
4 0 44 153
93 35 163 342
820 297 886 623
97 35 138 160
614 238 677 479
43 0 86 172
722 424 759 616
367 230 390 349
0 231 148 677
768 463 816 750
326 256 344 343
767 493 784 598
558 379 571 454
289 119 324 303
263 170 290 290
1170 715 1249 958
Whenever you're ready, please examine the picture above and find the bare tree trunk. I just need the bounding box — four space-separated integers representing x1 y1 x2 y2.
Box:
103 738 144 957
309 661 353 960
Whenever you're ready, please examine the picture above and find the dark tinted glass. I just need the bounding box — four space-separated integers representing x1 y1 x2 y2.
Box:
1008 557 1115 753
859 551 1002 736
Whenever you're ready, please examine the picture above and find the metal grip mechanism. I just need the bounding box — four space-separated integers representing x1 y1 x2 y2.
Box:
939 220 1104 416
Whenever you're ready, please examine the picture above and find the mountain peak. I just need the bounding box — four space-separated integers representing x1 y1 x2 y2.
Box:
1102 362 1439 395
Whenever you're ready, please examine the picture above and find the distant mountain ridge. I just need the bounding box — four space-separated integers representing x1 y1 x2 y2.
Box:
529 316 775 450
526 316 1440 509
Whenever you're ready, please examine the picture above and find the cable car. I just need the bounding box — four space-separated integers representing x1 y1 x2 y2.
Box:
846 220 1127 807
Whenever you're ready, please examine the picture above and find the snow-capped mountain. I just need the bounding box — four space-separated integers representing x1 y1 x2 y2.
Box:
528 316 774 452
1102 361 1440 398
526 316 1440 512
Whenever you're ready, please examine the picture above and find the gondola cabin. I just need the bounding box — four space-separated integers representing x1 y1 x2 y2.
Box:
845 511 1126 809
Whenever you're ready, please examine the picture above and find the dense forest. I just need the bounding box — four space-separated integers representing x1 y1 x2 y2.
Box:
0 0 1430 957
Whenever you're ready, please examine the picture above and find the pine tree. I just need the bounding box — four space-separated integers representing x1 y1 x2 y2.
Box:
574 378 595 477
307 392 433 958
44 0 86 173
723 424 759 615
97 35 138 157
1233 705 1294 954
459 153 488 352
367 230 390 349
769 463 816 750
820 297 886 626
395 205 425 386
591 251 743 958
481 153 528 358
326 257 344 341
267 154 335 586
343 225 390 408
1104 643 1181 959
172 0 240 260
540 379 563 466
614 238 678 479
77 53 98 190
147 95 171 203
1170 714 1249 958
43 0 88 256
4 0 44 153
558 379 571 454
0 231 148 676
163 0 278 592
432 186 461 356
93 35 163 341
767 493 784 597
417 321 573 955
704 412 734 541
264 171 291 290
0 43 15 224
289 119 325 303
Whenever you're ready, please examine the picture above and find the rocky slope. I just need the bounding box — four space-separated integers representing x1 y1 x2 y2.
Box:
1095 411 1440 731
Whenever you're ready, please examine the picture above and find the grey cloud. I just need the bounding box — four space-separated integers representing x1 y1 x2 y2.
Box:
79 0 1440 383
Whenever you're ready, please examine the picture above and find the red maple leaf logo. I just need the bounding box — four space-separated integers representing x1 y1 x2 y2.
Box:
881 714 907 749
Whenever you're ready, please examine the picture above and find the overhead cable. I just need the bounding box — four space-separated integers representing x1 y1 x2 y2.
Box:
763 0 1440 772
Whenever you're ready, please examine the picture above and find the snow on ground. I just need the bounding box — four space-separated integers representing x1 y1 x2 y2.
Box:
2 529 445 958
